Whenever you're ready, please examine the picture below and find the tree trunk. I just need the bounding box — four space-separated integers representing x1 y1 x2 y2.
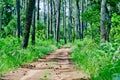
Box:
50 0 53 35
63 0 67 44
25 0 28 10
16 0 21 38
37 0 40 20
100 0 107 42
32 6 36 45
43 0 47 38
22 0 36 48
53 0 56 40
75 0 80 39
22 0 25 9
43 0 47 25
47 0 50 38
106 6 112 42
68 0 72 42
56 0 61 43
81 0 84 39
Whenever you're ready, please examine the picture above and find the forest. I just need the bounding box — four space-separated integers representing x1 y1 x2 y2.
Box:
0 0 120 80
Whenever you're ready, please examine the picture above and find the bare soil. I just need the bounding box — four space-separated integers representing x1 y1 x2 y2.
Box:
0 48 90 80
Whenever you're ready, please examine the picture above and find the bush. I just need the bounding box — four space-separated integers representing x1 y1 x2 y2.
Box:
71 37 120 80
0 36 58 76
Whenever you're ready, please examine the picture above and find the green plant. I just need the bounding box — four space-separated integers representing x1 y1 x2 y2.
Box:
0 36 58 75
71 37 120 80
111 13 120 43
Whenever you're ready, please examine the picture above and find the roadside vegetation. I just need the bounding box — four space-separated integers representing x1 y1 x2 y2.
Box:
0 0 120 80
0 37 58 76
71 37 120 80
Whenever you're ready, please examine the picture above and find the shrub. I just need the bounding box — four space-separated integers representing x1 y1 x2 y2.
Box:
71 37 120 80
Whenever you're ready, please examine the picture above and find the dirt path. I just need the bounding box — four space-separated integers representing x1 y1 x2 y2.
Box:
0 48 90 80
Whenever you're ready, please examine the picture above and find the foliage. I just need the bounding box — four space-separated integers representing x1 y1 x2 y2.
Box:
82 8 100 23
111 13 120 43
71 38 120 80
1 0 120 79
4 18 16 36
82 7 100 41
36 21 46 40
0 0 15 26
0 36 58 76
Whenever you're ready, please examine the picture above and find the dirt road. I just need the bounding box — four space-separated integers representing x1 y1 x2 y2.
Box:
0 48 90 80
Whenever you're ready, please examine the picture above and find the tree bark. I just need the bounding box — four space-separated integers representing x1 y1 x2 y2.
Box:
81 0 85 39
43 0 47 25
50 0 53 35
37 0 40 20
53 0 57 40
68 0 72 42
106 6 112 42
22 0 25 9
16 0 21 38
56 0 61 43
25 0 28 10
32 6 36 45
75 0 80 39
63 0 67 44
22 0 36 48
47 0 50 38
100 0 107 42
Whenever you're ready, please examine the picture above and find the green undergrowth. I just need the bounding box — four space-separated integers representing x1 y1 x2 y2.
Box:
71 38 120 80
0 36 58 76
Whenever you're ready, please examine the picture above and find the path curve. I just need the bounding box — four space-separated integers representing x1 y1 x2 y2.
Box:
0 48 90 80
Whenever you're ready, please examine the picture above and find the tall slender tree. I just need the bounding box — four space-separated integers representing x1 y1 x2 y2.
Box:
106 5 112 42
37 0 40 20
100 0 107 42
25 0 28 10
32 4 36 45
22 0 36 48
81 0 85 39
43 0 47 25
43 0 47 38
63 0 67 44
53 0 56 40
16 0 21 38
75 0 81 39
50 0 53 35
47 0 50 38
68 0 72 42
56 0 61 43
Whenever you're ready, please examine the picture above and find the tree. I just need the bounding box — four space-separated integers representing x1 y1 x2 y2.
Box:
68 0 72 42
75 0 80 39
100 0 107 42
22 0 36 48
43 0 47 38
47 0 50 38
32 4 36 45
37 0 40 20
106 5 112 42
81 0 85 39
16 0 21 38
50 0 53 35
63 0 67 44
53 0 57 40
43 0 47 25
56 0 61 43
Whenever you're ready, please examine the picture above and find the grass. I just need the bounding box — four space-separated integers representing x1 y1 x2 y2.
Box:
1 36 120 80
0 36 58 76
71 38 120 80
